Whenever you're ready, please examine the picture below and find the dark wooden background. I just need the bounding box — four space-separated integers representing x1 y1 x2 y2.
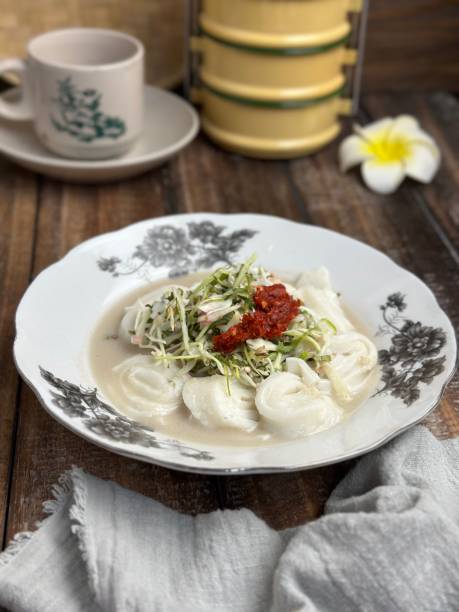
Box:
0 0 458 92
364 0 459 92
0 4 458 602
1 91 458 547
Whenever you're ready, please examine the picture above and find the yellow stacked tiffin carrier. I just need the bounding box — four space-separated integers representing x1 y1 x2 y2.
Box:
190 0 363 159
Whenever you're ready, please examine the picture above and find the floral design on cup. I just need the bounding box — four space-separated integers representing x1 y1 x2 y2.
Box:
97 221 258 278
39 367 214 461
375 293 447 405
50 77 126 143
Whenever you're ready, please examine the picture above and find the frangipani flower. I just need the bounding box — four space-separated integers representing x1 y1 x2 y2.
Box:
339 115 440 194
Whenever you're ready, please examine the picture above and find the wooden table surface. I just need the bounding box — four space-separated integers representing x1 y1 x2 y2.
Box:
1 91 458 556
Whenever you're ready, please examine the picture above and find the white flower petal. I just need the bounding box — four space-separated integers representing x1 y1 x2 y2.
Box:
407 128 439 154
361 160 405 195
388 115 419 135
388 118 437 152
344 115 440 194
355 117 393 140
339 134 373 172
404 143 441 183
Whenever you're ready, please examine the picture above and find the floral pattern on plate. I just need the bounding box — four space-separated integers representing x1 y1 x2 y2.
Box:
97 221 257 278
376 293 447 405
39 367 214 461
14 214 456 473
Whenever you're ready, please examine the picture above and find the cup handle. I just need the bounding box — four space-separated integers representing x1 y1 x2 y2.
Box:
0 59 34 121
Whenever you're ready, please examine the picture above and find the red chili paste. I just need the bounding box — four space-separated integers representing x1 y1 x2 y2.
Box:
212 284 301 354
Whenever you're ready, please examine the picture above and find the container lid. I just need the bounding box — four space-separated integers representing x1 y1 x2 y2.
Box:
200 69 346 103
199 14 351 49
200 30 351 57
201 117 341 159
201 84 346 109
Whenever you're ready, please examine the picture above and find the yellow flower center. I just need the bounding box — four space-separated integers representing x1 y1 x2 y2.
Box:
362 131 411 164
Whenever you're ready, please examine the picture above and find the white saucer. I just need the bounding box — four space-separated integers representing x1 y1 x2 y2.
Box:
0 86 199 183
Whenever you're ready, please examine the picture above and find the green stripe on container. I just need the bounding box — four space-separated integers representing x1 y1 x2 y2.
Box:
204 85 345 109
200 29 350 56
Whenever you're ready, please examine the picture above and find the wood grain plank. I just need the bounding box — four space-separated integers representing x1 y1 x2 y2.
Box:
362 92 459 253
218 464 350 530
0 161 37 547
5 95 459 537
363 0 459 92
5 170 220 543
3 0 459 93
171 138 305 221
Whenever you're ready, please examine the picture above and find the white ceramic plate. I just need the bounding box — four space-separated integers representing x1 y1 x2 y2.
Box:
0 86 199 183
14 214 456 474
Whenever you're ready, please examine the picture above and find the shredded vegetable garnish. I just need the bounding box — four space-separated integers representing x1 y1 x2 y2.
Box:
213 284 301 353
131 257 334 389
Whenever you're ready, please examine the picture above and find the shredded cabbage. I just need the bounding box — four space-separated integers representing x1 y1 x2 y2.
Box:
129 257 335 389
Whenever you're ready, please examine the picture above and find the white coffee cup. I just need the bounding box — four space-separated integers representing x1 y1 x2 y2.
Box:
0 28 144 160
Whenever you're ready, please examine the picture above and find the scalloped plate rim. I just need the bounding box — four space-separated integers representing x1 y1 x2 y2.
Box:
13 213 457 474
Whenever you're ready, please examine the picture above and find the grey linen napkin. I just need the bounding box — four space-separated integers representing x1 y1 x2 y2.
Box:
1 426 458 612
